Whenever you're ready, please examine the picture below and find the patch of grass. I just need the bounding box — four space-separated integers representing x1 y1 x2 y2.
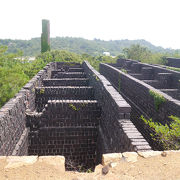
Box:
166 66 180 72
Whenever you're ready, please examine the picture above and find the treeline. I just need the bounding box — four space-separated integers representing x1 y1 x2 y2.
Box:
122 44 178 65
0 46 116 108
1 43 180 108
1 37 180 56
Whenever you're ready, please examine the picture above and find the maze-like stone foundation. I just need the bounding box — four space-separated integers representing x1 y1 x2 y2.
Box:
27 63 100 171
100 59 180 150
0 61 151 172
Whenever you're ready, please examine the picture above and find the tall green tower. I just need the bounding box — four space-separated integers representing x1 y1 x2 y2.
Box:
41 19 50 53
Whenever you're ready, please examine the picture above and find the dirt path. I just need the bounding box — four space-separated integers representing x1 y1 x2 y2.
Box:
0 152 180 180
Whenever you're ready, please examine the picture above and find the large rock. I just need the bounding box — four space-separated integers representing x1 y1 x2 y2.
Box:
122 152 138 162
38 156 65 172
5 156 38 169
138 151 161 158
102 165 110 175
102 153 122 165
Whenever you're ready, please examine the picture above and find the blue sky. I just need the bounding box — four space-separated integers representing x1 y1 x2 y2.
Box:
1 0 180 49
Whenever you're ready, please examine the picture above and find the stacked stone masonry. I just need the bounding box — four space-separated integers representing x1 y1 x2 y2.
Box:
166 57 180 68
0 61 151 171
100 59 180 150
82 61 151 154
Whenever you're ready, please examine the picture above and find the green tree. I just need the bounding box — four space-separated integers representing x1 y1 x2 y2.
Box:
123 44 152 61
123 44 168 65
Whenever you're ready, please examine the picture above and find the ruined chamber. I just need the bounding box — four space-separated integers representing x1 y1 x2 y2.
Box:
0 61 151 171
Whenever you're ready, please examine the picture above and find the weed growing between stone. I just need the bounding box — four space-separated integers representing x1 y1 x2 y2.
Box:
141 115 180 150
68 103 87 111
40 88 45 94
120 68 127 74
65 159 94 172
68 104 80 111
93 74 100 81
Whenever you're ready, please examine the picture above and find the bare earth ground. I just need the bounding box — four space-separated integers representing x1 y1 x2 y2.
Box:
0 153 180 180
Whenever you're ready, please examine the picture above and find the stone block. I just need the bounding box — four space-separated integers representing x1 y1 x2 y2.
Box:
138 151 161 158
122 152 138 162
102 153 122 165
38 156 65 171
0 156 6 160
5 156 38 169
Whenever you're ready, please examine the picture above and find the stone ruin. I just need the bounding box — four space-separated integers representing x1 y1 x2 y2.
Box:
100 58 180 149
0 61 152 171
1 59 180 171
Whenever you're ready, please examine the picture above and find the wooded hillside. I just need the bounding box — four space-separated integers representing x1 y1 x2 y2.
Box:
1 37 179 56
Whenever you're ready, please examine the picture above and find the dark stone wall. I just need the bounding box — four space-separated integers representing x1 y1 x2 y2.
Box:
0 95 26 155
100 63 180 150
116 58 180 89
0 63 54 155
12 128 29 155
82 61 151 154
166 57 180 68
27 100 101 170
0 60 152 159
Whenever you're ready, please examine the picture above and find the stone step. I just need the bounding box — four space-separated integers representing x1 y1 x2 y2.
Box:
68 68 84 72
43 78 89 86
35 86 95 112
51 71 86 79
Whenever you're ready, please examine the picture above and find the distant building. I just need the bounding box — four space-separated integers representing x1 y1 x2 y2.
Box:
14 57 35 62
103 52 110 56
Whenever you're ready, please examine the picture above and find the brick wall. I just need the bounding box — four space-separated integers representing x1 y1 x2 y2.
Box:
0 95 26 155
35 87 94 112
0 63 54 155
43 78 89 86
166 57 180 68
0 60 152 162
116 58 180 89
83 61 151 154
100 63 180 150
27 100 101 171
